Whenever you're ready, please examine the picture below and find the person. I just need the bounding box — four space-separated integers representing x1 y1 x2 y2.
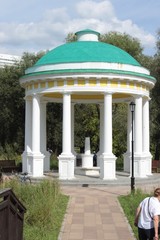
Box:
93 151 97 167
134 188 160 240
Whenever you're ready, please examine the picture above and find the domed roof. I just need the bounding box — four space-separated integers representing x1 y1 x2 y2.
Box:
35 41 140 67
23 29 155 82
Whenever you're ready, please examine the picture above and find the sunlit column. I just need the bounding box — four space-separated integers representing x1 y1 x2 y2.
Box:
32 94 41 152
62 92 71 154
40 101 47 153
25 98 32 152
134 96 143 153
103 92 112 154
143 98 150 153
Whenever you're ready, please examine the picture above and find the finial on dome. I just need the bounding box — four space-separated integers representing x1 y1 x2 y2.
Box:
75 29 100 42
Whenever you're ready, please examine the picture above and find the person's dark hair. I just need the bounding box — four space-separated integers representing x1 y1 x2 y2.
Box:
154 188 160 197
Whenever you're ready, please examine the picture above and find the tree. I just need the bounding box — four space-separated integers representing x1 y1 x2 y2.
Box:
47 103 62 155
100 31 143 62
0 52 45 154
150 30 160 159
74 104 99 153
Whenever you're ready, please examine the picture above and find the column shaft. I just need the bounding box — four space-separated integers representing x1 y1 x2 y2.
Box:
25 99 32 152
99 104 104 154
127 103 132 153
71 103 75 154
62 93 71 154
32 94 41 152
143 98 150 153
40 101 47 152
103 93 112 154
135 96 142 153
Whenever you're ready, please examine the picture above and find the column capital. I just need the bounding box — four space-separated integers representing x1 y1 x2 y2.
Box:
134 95 143 100
103 91 113 96
24 96 32 101
62 90 72 95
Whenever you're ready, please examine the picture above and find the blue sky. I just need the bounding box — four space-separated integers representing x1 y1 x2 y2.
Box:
0 0 159 56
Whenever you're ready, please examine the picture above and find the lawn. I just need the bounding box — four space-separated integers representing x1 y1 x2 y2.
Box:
118 189 151 239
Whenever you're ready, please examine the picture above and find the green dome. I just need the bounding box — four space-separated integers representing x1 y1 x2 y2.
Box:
35 41 141 67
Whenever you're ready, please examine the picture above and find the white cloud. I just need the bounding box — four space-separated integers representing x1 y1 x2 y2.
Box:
0 0 156 56
76 0 115 20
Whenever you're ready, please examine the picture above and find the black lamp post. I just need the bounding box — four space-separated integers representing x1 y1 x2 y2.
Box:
130 101 136 193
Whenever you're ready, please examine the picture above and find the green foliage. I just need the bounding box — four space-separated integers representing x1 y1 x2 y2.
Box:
74 104 99 152
1 179 69 240
113 103 127 160
149 30 160 159
100 31 143 61
50 153 59 170
118 189 151 239
0 143 21 161
65 32 77 43
47 103 62 155
0 51 44 152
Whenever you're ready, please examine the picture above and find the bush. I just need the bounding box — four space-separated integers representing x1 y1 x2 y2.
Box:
50 154 59 170
1 179 69 240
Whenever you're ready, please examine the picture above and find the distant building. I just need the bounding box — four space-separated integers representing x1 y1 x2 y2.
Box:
0 53 21 68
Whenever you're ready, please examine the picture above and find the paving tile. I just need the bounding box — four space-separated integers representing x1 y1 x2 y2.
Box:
58 178 160 240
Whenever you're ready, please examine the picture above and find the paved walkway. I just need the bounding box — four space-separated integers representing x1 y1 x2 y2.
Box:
57 173 160 240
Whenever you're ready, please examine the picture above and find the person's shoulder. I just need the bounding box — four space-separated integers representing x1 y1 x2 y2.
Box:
140 196 149 205
143 196 150 202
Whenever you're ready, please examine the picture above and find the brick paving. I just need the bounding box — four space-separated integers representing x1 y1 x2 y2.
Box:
57 174 160 240
58 186 135 240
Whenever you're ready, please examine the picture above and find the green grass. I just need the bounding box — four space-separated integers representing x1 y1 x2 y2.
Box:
118 189 152 239
1 179 69 240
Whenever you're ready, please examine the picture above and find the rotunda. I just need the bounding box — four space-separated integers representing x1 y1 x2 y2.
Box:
20 29 156 179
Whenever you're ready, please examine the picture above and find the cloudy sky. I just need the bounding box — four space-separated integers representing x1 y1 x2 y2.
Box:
0 0 159 56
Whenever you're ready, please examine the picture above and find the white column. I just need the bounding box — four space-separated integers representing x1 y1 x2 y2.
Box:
71 103 75 154
123 103 132 172
32 94 41 152
40 101 47 153
97 104 104 167
40 101 50 172
143 98 150 153
143 98 152 175
25 99 32 152
100 92 116 180
30 94 44 177
134 96 147 178
103 93 112 154
127 104 132 153
58 92 75 179
135 96 142 153
99 104 104 154
22 98 32 173
62 93 71 154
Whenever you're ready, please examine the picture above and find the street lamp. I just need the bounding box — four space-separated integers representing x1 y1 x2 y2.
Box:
130 101 136 193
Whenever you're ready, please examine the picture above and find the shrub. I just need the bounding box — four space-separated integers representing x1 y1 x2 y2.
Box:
1 179 69 240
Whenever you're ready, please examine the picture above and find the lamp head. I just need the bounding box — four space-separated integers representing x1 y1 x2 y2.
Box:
130 101 135 112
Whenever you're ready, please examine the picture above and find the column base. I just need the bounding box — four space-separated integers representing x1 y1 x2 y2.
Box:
96 151 102 167
123 152 130 173
123 152 152 178
99 153 117 180
134 153 152 178
22 151 44 177
42 151 51 172
58 153 75 180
